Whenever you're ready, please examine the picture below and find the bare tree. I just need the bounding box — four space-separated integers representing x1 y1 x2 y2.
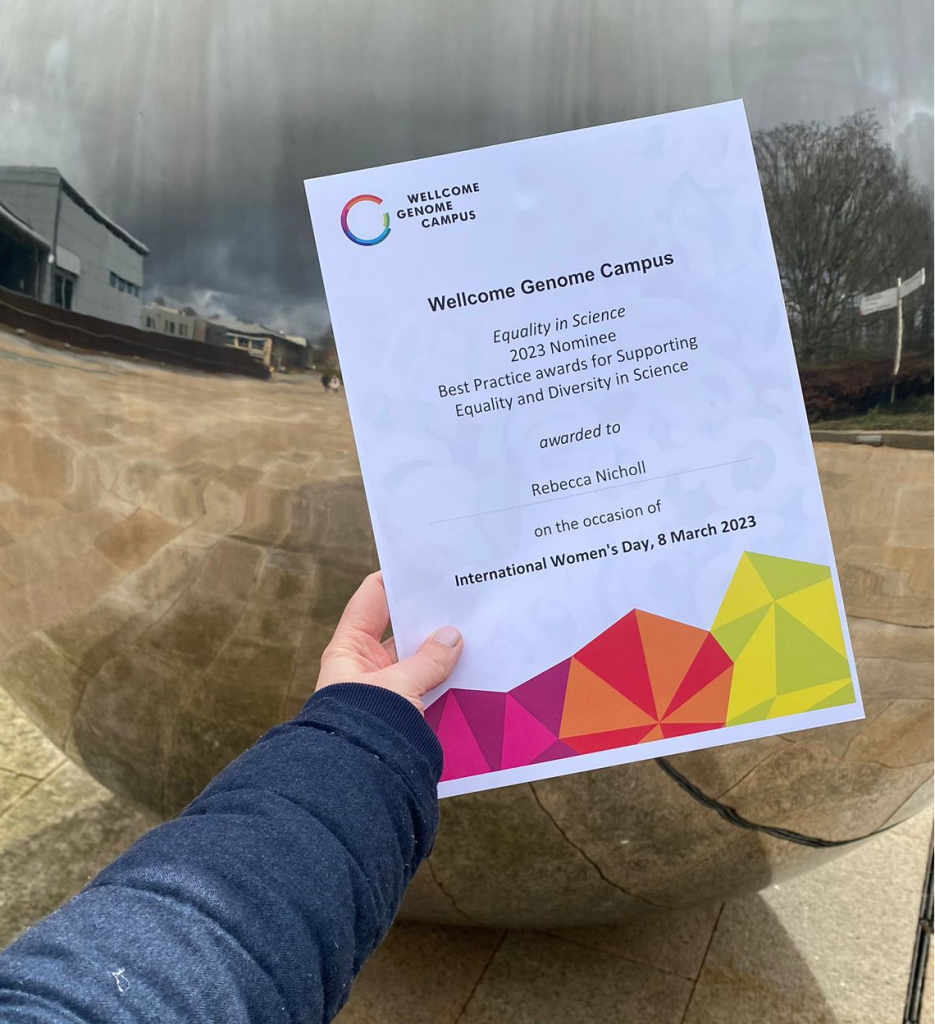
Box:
754 112 932 365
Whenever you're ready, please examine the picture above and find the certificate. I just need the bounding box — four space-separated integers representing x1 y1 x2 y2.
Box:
304 100 863 797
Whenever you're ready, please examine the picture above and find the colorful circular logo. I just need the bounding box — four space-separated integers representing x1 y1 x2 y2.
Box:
341 194 391 246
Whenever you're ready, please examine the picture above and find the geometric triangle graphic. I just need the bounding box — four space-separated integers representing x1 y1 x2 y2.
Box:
771 678 854 718
433 693 492 782
500 695 561 770
423 691 447 734
747 551 830 600
559 658 656 739
712 603 771 661
511 659 571 735
564 724 658 754
713 552 774 627
664 666 732 725
663 633 733 718
660 720 728 739
723 606 777 723
727 696 776 726
636 610 708 719
427 551 855 784
574 611 657 718
774 605 851 695
777 579 846 656
532 738 579 764
807 680 857 712
452 690 507 772
715 552 855 727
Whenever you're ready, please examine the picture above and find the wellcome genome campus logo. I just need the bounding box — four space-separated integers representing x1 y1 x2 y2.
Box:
340 183 481 245
340 195 391 246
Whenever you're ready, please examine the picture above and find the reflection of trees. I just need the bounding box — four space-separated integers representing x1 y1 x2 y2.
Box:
755 112 932 366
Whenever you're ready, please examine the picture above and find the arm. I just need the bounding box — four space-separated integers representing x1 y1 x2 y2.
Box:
0 574 462 1024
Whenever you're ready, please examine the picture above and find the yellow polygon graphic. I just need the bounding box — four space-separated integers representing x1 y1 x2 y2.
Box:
712 553 855 725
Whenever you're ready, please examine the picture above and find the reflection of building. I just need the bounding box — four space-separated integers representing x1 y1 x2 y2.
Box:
0 197 49 301
0 167 148 327
200 315 307 372
141 300 198 340
141 303 307 371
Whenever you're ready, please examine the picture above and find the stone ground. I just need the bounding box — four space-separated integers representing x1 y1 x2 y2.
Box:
0 685 931 1023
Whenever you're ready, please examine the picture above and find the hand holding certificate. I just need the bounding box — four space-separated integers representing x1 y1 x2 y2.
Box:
304 100 863 797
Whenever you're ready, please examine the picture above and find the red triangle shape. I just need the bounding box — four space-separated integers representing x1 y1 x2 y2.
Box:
663 633 733 717
660 721 724 739
563 724 657 754
574 611 657 717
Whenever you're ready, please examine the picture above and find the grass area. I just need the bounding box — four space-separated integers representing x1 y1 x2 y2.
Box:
812 395 933 432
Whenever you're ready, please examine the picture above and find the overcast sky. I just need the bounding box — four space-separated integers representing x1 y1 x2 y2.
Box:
1 0 931 337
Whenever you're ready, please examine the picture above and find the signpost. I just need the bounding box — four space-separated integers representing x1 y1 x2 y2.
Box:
859 268 926 402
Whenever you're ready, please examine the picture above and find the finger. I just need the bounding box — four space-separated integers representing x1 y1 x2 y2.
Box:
380 626 463 697
333 571 389 643
381 635 398 663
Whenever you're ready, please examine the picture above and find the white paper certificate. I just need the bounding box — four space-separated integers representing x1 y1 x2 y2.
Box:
304 100 863 798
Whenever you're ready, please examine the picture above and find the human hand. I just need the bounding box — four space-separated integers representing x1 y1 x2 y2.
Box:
316 571 463 713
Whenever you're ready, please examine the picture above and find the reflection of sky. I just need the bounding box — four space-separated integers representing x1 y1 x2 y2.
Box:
1 0 930 335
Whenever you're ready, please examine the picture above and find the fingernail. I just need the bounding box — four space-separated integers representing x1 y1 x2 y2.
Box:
432 626 462 647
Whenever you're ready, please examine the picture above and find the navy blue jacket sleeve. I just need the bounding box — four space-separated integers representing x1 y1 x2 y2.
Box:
0 683 443 1024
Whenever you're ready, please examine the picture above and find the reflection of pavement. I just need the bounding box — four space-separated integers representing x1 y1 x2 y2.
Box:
0 326 376 816
0 689 930 1022
0 687 154 943
0 323 933 961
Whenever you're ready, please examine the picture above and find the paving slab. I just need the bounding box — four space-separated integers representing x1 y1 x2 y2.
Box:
0 688 64 780
334 922 502 1024
457 930 694 1024
683 819 933 1024
0 760 154 947
548 902 723 981
0 768 35 816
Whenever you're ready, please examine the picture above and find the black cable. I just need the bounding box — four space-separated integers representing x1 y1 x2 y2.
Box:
655 757 900 848
904 834 933 1024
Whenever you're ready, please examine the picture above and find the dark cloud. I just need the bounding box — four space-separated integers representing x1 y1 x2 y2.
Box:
2 0 931 337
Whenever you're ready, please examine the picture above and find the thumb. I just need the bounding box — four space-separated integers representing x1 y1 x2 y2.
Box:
381 626 463 705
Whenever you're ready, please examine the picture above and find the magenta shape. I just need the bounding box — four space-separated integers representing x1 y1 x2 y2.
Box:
435 692 493 782
500 696 561 770
452 690 508 772
531 739 577 764
424 691 450 734
511 659 571 734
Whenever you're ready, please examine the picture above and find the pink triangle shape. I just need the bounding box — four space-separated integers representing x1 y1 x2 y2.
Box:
512 659 571 734
435 691 493 782
532 739 577 764
452 690 507 772
424 691 450 734
500 695 561 770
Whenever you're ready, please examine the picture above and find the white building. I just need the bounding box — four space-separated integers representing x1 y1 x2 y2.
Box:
140 303 309 371
141 301 198 340
0 166 148 327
